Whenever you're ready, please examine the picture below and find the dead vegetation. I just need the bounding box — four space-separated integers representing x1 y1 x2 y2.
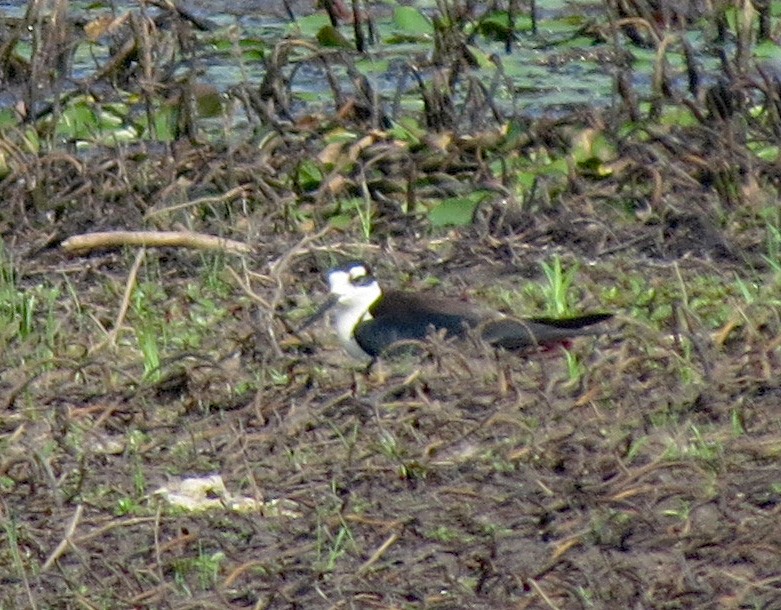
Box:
2 0 781 608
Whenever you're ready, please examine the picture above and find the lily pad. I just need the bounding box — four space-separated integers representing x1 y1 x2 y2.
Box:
393 6 433 36
428 191 490 227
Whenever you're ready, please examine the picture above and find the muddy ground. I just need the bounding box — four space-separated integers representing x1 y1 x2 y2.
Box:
2 1 781 609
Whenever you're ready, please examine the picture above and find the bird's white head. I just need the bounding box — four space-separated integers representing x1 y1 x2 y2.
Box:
299 261 382 360
320 261 381 359
325 261 381 315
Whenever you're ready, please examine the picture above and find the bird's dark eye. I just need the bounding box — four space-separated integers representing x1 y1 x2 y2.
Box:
351 274 374 286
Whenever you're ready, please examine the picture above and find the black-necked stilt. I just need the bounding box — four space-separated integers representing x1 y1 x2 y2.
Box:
303 260 613 360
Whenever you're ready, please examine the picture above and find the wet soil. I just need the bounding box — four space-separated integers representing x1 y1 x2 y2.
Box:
2 1 781 609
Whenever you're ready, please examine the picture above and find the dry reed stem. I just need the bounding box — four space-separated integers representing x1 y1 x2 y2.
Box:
61 231 253 255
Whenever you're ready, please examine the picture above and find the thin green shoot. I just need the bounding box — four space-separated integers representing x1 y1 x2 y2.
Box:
315 512 355 572
733 274 757 304
3 515 34 604
135 323 161 382
539 254 578 316
0 241 37 340
349 195 373 241
131 281 165 382
193 543 224 589
563 350 584 383
730 409 745 436
127 429 149 497
763 222 781 276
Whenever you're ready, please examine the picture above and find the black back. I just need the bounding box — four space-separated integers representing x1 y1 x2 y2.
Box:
352 291 480 357
352 290 612 358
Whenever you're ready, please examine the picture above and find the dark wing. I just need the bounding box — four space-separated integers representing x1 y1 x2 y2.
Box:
352 317 423 358
481 313 613 351
361 289 612 355
370 290 485 325
354 290 481 357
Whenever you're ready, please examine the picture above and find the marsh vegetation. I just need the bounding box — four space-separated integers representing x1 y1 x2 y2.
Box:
2 0 781 607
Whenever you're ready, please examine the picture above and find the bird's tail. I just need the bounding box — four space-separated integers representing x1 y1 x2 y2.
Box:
480 313 613 350
526 312 613 330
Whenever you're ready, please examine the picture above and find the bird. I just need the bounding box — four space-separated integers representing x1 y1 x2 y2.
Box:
302 260 613 360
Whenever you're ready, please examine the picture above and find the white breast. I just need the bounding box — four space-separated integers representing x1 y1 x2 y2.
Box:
330 282 381 360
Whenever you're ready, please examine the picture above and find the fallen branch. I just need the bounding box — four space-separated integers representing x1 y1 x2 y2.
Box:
61 230 253 255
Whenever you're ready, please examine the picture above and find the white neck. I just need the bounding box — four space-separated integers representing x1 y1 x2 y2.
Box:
331 282 381 359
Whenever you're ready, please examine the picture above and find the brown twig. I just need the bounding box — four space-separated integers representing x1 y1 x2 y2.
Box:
357 532 400 574
144 185 251 220
61 230 253 255
42 504 84 572
90 247 146 354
